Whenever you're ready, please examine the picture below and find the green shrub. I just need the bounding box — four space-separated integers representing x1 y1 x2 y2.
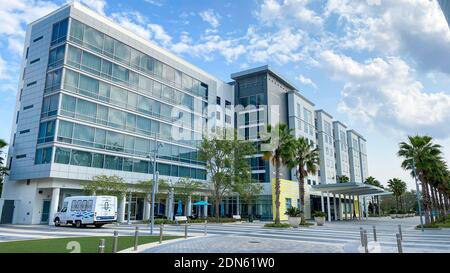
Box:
389 209 397 214
312 211 326 218
264 223 291 228
285 207 302 217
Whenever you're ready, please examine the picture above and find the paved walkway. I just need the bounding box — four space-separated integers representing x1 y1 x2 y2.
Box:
1 217 450 253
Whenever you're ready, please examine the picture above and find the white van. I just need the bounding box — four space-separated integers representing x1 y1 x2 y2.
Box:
54 196 117 228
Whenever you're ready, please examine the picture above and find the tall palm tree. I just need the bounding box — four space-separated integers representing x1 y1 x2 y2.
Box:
388 178 407 212
262 124 294 224
398 135 443 224
287 137 319 215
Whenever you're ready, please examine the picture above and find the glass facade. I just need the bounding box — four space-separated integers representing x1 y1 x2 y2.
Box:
35 17 209 182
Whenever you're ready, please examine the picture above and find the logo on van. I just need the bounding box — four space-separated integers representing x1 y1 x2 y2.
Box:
104 202 110 211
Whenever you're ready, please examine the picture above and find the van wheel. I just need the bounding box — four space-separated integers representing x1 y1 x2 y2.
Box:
75 220 82 228
54 218 61 227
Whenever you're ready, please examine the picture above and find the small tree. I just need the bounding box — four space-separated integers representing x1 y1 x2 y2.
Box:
198 129 255 222
83 175 128 198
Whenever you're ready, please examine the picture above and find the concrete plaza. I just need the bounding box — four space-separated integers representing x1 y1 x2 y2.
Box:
0 217 449 253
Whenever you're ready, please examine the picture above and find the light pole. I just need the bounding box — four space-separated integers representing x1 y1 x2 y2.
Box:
149 133 163 235
412 158 424 232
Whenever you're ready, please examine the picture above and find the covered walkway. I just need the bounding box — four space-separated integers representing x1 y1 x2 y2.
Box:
311 183 392 222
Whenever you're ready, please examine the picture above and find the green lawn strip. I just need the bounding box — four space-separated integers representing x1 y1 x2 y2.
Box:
0 235 180 253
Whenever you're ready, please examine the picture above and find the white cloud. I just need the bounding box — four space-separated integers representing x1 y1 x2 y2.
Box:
326 0 450 75
255 0 323 29
199 9 221 28
144 0 163 7
320 50 450 138
78 0 106 15
111 11 171 46
296 74 317 89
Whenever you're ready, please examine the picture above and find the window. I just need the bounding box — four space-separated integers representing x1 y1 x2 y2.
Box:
70 19 84 43
41 94 59 118
55 147 70 164
33 36 43 42
216 111 221 120
76 99 97 123
216 96 221 105
27 81 37 87
84 26 103 52
81 51 101 75
81 200 87 211
23 105 33 110
70 150 92 167
44 69 62 93
104 155 122 170
51 18 68 45
79 74 99 98
35 147 52 164
30 58 40 64
71 200 77 211
67 46 82 68
225 100 231 109
114 41 130 63
86 200 93 211
286 198 292 209
61 94 76 116
16 154 26 159
73 123 94 147
37 120 55 143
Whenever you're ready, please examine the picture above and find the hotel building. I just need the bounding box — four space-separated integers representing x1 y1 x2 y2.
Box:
0 2 378 224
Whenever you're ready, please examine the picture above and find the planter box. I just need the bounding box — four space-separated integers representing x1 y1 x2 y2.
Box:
288 216 302 228
315 216 325 226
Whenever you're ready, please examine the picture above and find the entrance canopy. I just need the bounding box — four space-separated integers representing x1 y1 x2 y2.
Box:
312 182 392 196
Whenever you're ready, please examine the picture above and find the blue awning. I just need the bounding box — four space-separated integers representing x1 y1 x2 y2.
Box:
193 201 210 206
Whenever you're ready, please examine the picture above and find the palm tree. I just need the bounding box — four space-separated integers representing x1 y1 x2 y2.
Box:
398 135 443 224
365 176 383 215
262 124 294 224
287 137 319 216
388 178 407 212
337 175 350 183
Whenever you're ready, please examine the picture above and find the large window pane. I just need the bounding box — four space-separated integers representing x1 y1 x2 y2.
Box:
106 131 124 152
133 160 148 173
70 19 84 43
81 51 101 75
114 41 130 63
104 155 122 170
64 69 79 91
92 153 104 168
112 63 128 83
103 35 114 57
94 128 106 149
79 74 99 97
84 26 103 52
73 123 94 147
67 46 82 67
76 99 97 122
136 116 151 135
61 95 76 116
71 150 92 167
97 104 109 125
134 137 149 156
110 86 127 107
55 147 70 164
108 108 126 129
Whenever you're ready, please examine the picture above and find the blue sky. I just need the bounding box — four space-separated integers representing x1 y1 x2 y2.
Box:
1 0 450 189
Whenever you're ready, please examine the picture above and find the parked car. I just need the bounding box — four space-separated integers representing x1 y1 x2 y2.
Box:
54 196 117 228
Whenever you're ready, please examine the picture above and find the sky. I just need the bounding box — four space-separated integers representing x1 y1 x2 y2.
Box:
1 0 450 189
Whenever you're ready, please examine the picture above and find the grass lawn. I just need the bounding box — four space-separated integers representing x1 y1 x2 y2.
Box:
0 235 180 253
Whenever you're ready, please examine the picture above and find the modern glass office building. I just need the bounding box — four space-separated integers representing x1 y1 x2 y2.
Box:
0 2 371 224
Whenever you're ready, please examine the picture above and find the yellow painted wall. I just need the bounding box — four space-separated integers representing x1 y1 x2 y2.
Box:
271 178 300 221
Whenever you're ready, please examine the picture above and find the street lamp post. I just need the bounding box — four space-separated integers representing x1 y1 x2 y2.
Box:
149 133 163 235
412 158 424 232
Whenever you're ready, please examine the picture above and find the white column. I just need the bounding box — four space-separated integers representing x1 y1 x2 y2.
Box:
339 194 343 220
118 194 126 223
167 188 174 220
320 192 325 212
144 194 151 221
48 187 60 225
333 193 337 221
127 192 132 224
236 195 240 216
363 196 368 221
350 196 354 220
185 195 192 217
203 196 208 218
326 191 331 222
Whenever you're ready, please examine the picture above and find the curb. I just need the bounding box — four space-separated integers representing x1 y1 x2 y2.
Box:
118 235 208 253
